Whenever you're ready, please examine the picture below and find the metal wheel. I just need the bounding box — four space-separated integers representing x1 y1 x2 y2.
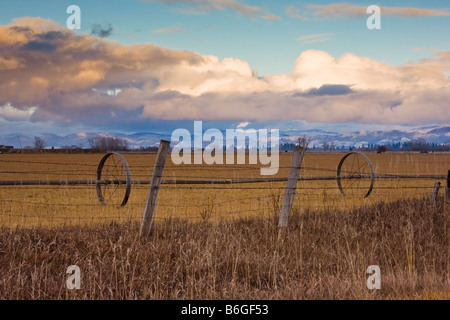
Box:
337 152 375 198
96 152 132 207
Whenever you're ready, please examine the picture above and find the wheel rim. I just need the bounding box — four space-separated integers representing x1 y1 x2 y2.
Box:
337 152 375 198
96 152 132 207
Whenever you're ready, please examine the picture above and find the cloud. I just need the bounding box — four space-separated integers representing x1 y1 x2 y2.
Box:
153 26 188 33
237 122 249 128
36 30 66 41
297 33 333 44
146 0 260 16
21 40 57 52
300 84 355 97
173 7 206 15
0 103 37 121
0 17 449 129
0 56 23 70
309 3 450 18
286 6 308 20
90 24 114 38
262 14 281 21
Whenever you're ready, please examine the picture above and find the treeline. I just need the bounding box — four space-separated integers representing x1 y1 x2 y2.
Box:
88 136 159 152
359 138 450 152
378 138 450 152
8 136 450 154
281 138 450 152
88 136 129 151
7 136 158 153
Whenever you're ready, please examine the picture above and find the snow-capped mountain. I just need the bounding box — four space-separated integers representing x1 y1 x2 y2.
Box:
0 126 449 149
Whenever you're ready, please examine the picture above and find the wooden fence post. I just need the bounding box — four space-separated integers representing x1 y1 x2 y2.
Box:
445 170 450 205
431 181 441 205
140 140 171 237
278 146 306 228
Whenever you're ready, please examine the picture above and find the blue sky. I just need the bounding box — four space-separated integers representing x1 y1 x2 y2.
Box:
0 0 449 137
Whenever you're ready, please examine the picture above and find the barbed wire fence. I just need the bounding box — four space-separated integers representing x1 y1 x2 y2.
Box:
0 141 449 230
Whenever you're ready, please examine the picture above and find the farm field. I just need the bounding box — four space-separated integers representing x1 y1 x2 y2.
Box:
0 151 449 300
0 152 448 228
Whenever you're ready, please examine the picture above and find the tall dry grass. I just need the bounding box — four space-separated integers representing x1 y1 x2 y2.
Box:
1 198 449 300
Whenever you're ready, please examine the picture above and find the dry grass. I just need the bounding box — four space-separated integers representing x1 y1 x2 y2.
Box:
1 198 449 300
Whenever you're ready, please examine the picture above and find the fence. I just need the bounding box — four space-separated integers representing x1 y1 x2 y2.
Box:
0 141 449 230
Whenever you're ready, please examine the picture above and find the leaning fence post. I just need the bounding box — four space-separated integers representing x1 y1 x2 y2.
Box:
431 181 441 205
445 170 450 205
140 140 171 237
278 146 306 228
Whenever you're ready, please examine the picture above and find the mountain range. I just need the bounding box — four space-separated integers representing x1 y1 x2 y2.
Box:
1 126 449 149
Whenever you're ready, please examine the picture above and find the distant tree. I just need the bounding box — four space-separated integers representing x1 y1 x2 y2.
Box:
407 138 429 152
330 141 335 151
137 146 160 152
88 136 129 151
297 136 312 149
62 145 82 150
322 141 329 151
34 137 45 150
377 145 388 153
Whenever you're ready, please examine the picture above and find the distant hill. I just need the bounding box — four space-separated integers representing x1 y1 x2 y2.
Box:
1 126 449 149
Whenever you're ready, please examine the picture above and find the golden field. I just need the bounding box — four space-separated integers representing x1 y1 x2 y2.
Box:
0 151 448 228
0 151 450 300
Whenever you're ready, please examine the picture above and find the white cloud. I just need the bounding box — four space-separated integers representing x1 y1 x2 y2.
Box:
237 122 249 128
0 103 37 121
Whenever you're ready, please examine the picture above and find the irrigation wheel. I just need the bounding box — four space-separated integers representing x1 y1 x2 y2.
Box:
337 152 375 198
96 152 132 207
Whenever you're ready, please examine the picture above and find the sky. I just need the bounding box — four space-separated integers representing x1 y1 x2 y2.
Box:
0 0 449 137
